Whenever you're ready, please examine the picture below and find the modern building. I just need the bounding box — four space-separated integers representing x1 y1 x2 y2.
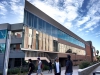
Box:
0 0 96 71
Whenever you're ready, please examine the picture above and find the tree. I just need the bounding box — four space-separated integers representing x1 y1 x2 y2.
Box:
96 50 99 56
66 49 72 53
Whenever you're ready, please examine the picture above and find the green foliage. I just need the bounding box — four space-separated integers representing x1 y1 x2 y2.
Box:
43 65 49 70
96 50 99 56
7 67 28 74
96 56 100 61
0 71 2 75
8 67 20 74
79 61 90 69
66 49 72 53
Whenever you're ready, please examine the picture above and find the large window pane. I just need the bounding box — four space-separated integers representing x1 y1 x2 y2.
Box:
34 16 38 29
29 13 31 27
23 10 85 48
45 22 49 34
0 30 7 39
31 14 34 28
0 43 6 53
42 21 46 33
24 10 26 25
38 18 43 31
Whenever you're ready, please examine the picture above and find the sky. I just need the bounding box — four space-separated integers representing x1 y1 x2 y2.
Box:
0 0 100 52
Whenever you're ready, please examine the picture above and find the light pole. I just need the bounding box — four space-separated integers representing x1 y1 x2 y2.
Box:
3 31 11 75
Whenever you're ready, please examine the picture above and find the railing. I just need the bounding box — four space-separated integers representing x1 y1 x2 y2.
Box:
38 52 54 63
44 53 54 63
10 50 23 53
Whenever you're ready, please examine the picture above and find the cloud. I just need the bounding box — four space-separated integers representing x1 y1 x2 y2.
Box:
9 0 24 22
76 16 90 27
0 1 8 15
94 30 100 38
64 22 73 29
86 31 89 33
74 0 100 34
28 0 84 29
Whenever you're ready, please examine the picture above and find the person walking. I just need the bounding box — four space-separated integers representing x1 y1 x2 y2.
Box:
28 59 35 75
54 57 61 75
65 55 73 75
48 60 52 73
36 57 43 75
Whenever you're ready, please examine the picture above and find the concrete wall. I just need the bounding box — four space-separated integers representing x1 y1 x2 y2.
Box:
11 37 22 44
9 50 25 58
11 23 23 31
0 23 10 30
0 39 6 43
78 62 100 75
0 53 4 71
0 50 25 71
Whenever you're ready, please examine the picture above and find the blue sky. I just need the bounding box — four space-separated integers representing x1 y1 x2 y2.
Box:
0 0 100 52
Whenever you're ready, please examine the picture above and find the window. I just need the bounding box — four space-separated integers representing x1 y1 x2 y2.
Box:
53 40 58 52
42 21 46 33
0 29 7 39
38 18 43 31
0 43 6 53
34 16 38 29
36 32 39 50
24 10 85 48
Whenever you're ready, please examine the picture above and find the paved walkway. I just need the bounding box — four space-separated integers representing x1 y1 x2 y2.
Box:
89 65 100 75
32 66 79 75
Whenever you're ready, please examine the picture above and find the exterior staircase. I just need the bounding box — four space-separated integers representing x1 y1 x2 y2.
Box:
25 52 54 63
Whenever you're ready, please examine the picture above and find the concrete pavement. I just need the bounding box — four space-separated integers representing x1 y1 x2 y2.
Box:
89 65 100 75
32 66 79 75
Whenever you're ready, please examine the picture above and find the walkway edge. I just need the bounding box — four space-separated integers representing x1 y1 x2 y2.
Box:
78 62 100 75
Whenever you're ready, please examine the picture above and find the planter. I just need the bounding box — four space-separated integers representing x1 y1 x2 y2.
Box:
78 62 100 75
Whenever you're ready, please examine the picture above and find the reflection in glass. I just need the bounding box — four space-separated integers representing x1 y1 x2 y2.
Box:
24 10 85 48
0 30 7 39
0 44 6 53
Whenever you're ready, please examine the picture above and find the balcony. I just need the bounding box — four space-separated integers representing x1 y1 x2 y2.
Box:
11 23 23 31
9 50 25 58
11 35 22 44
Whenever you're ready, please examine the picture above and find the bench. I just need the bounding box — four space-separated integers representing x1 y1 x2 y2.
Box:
93 71 100 75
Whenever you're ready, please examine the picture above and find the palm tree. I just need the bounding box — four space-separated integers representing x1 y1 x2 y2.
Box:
96 50 99 56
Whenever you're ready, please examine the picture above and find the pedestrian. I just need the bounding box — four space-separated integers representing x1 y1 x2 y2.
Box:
36 57 43 75
28 59 35 75
48 60 52 73
54 57 61 75
65 55 73 75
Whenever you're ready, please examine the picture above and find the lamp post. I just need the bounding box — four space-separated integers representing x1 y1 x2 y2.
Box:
3 31 11 75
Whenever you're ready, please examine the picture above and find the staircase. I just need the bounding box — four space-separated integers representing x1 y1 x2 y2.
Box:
25 52 54 63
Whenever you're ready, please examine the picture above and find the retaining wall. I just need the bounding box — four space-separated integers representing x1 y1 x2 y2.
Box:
78 62 100 75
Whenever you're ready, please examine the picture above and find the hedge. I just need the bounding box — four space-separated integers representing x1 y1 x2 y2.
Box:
79 61 90 69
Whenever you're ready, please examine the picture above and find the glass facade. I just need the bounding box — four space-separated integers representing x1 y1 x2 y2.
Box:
0 29 7 39
0 43 6 53
0 29 7 53
24 10 85 48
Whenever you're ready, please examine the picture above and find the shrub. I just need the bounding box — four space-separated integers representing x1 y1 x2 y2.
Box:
79 61 90 69
21 67 28 73
8 67 20 74
43 65 49 70
0 71 2 75
7 67 29 74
